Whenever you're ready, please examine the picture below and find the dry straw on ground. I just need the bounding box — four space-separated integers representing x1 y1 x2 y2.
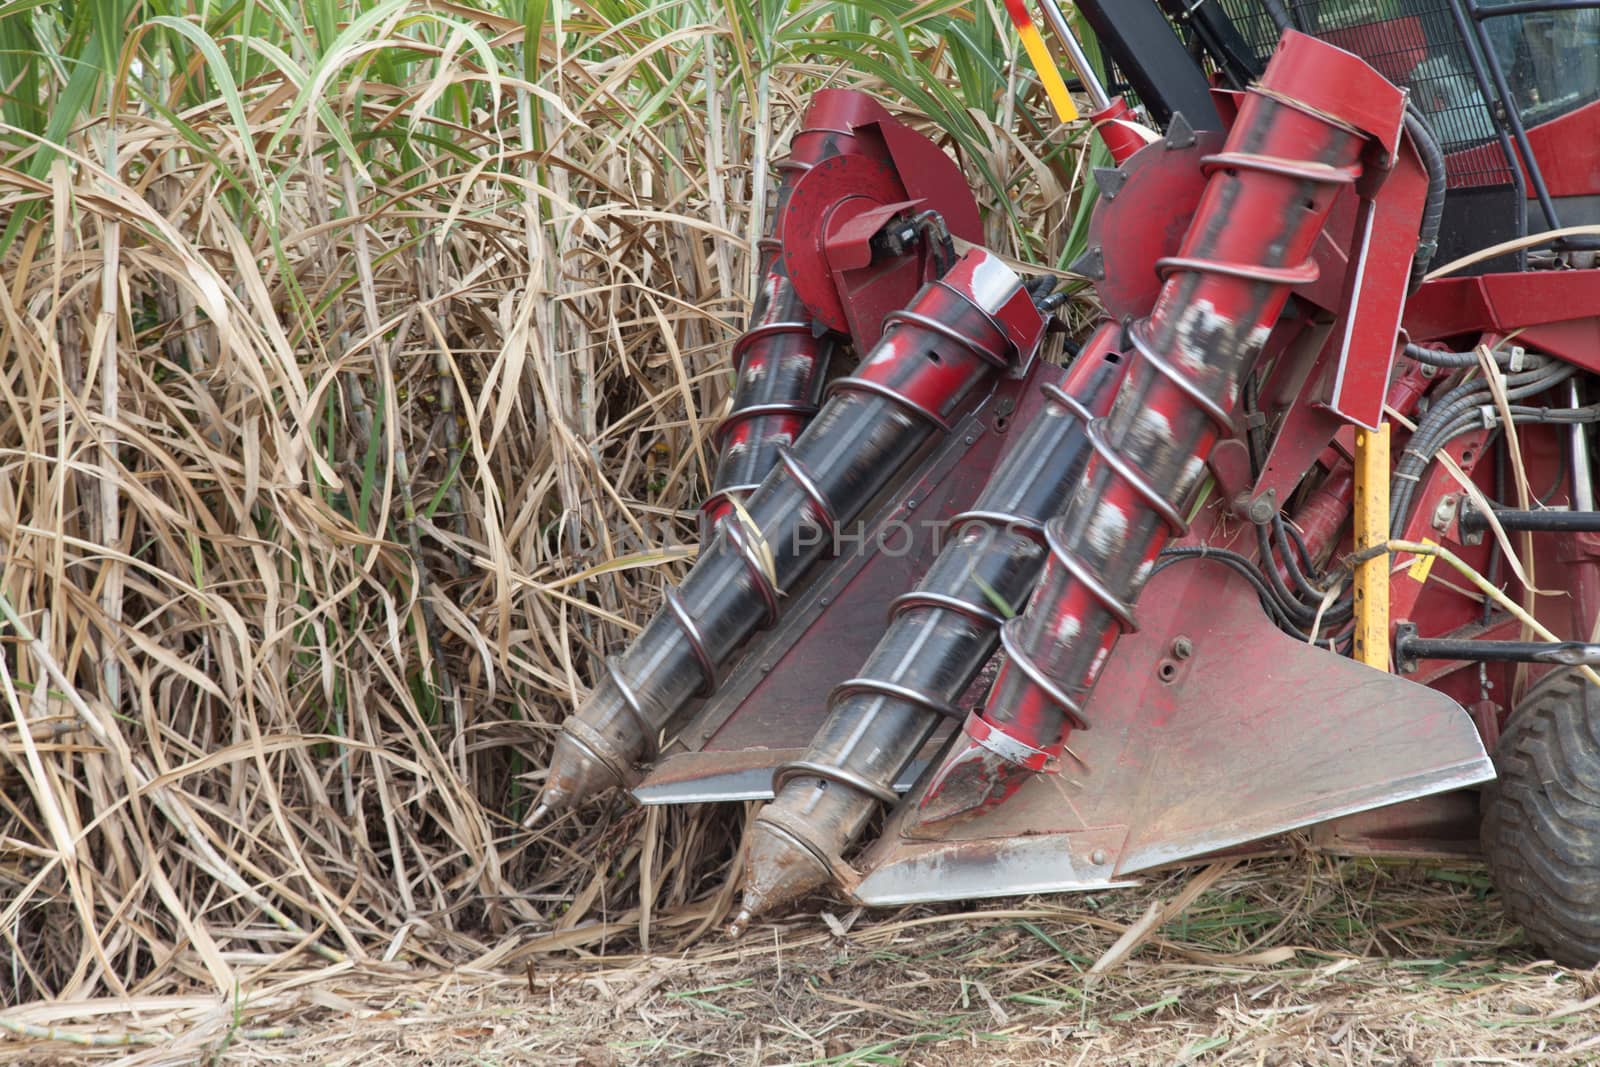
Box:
0 1 1595 1063
2 856 1598 1064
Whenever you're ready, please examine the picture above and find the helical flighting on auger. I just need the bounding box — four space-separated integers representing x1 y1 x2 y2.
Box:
534 250 1048 821
701 92 904 540
728 325 1131 933
914 40 1383 825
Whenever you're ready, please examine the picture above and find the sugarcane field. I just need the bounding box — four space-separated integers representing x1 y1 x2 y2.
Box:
6 0 1600 1063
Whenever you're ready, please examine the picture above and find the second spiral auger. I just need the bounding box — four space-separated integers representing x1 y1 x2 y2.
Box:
534 250 1050 821
706 266 838 544
913 38 1397 825
727 324 1130 935
701 90 985 541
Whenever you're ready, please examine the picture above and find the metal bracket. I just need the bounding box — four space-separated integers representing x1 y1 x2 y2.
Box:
1164 111 1197 150
1093 167 1126 201
1394 621 1420 674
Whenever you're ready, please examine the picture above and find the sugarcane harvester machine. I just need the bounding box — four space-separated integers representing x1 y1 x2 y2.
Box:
532 0 1600 965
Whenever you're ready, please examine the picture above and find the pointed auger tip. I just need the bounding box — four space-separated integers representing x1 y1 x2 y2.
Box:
726 907 754 940
527 782 575 828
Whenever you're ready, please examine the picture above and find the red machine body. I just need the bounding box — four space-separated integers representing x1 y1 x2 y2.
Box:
551 0 1600 966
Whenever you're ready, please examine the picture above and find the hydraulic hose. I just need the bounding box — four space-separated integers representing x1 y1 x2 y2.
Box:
1391 358 1574 528
1152 546 1304 631
1404 341 1526 369
1250 388 1598 643
1404 107 1447 290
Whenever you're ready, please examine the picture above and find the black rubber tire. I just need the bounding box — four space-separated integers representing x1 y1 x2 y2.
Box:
1481 670 1600 966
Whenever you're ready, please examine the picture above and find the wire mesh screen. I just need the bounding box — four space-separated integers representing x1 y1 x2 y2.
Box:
1215 0 1516 188
1101 55 1144 114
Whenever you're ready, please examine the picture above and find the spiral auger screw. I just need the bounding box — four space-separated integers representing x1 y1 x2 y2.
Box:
728 325 1129 931
913 50 1381 827
701 92 899 542
536 250 1047 820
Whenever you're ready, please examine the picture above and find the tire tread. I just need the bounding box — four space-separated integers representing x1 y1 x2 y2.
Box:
1482 671 1600 966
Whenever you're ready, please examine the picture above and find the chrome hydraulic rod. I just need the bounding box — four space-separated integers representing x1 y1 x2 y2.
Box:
1035 0 1112 112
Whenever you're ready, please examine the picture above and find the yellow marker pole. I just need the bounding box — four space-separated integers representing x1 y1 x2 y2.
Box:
1352 423 1391 670
1003 0 1080 122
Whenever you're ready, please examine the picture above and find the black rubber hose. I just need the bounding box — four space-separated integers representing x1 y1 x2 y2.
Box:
1404 107 1447 291
1271 526 1354 626
1391 370 1584 528
1488 403 1600 426
1305 377 1581 625
1257 0 1311 34
1266 514 1328 607
1158 532 1355 639
1392 408 1503 528
1391 360 1571 523
1404 342 1526 369
1153 547 1301 632
1260 0 1291 31
1252 521 1327 627
1408 362 1531 438
1243 373 1268 476
1400 363 1571 481
1266 363 1578 627
1406 403 1600 480
1279 514 1316 572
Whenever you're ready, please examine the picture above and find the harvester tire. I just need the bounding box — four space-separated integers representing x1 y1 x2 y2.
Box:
1481 670 1600 966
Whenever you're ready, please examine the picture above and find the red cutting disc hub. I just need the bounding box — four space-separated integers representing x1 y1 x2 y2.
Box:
1084 131 1221 322
778 154 913 335
775 122 984 349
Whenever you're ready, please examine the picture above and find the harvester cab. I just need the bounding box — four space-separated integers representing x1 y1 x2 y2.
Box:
539 0 1600 966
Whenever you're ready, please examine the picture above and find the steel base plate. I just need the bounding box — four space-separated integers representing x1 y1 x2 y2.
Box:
853 558 1495 906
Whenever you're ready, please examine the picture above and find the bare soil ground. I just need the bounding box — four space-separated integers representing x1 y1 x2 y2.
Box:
4 855 1598 1066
